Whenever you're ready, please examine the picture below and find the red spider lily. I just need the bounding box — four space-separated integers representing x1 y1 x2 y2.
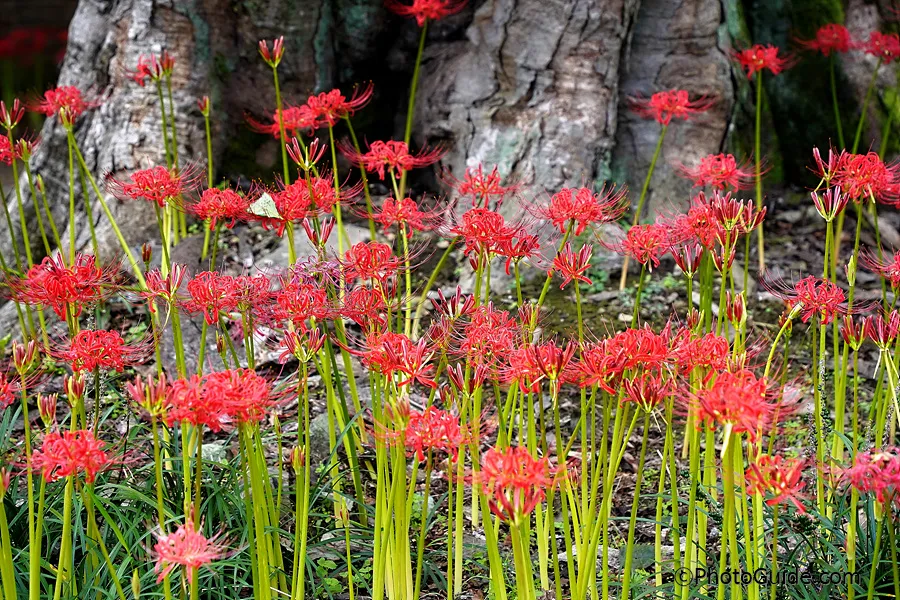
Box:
0 372 23 410
0 99 24 130
860 248 900 289
449 207 519 259
733 44 794 78
530 185 629 236
128 51 175 86
673 331 730 380
859 31 900 64
287 137 327 172
126 373 168 417
258 36 284 68
274 281 331 332
456 303 519 371
841 447 900 504
550 243 593 289
762 274 847 325
430 286 476 321
828 151 900 204
445 362 489 397
864 311 900 350
694 369 790 443
339 139 445 180
30 86 95 123
142 264 188 313
371 196 443 235
573 326 675 392
505 340 577 393
234 274 273 315
745 455 807 513
0 136 19 165
445 164 518 208
279 328 326 364
32 429 109 483
383 337 437 388
186 187 254 230
811 146 844 184
247 105 317 139
677 153 754 191
300 217 336 249
52 329 150 372
613 223 671 270
660 197 723 249
107 164 202 208
622 371 675 411
304 82 374 128
340 287 389 332
840 315 867 351
497 233 541 275
15 137 38 162
671 242 705 277
794 24 852 56
166 369 272 430
476 445 555 523
404 406 466 461
706 190 766 234
385 0 468 26
182 272 241 325
343 241 401 283
710 243 736 274
7 252 121 320
628 89 714 125
153 520 228 584
811 187 849 222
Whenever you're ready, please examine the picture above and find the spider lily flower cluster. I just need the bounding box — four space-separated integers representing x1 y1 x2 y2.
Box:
3 7 900 600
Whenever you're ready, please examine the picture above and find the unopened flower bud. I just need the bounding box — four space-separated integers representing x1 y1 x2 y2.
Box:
0 468 10 498
65 373 86 405
290 445 305 473
132 569 141 600
216 333 227 355
725 291 746 328
197 95 210 117
846 254 858 288
686 308 702 331
12 340 38 374
142 243 153 265
38 393 57 426
258 36 285 68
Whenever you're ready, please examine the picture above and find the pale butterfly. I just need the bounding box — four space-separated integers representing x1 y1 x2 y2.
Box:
247 192 282 219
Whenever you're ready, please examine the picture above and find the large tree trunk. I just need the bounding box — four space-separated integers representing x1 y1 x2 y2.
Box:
2 0 896 332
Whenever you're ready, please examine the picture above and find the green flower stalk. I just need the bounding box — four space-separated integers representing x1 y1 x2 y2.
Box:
732 44 793 273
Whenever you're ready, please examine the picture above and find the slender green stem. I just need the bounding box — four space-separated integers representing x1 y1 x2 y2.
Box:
272 66 290 186
755 71 765 274
853 59 882 154
399 21 428 198
830 54 845 149
344 117 378 241
620 411 652 600
631 263 647 327
620 124 667 290
71 140 146 288
201 111 214 259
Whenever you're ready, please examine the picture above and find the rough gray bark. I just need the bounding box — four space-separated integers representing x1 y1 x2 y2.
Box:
416 0 640 193
611 0 734 216
844 0 896 150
